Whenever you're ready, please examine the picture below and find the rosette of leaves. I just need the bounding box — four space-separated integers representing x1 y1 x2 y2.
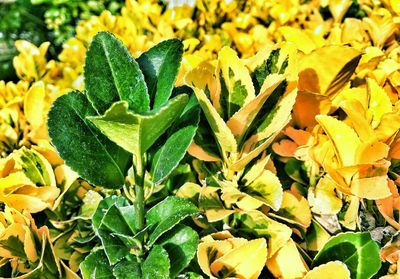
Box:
80 195 199 278
48 31 201 277
177 44 314 276
181 44 298 221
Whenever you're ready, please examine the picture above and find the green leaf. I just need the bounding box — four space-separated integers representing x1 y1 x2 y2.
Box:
0 236 26 259
150 105 200 183
100 204 137 235
97 229 130 265
142 245 170 279
47 91 132 189
87 95 188 157
84 32 149 114
251 48 287 94
138 39 183 109
80 249 114 279
92 197 137 265
92 196 129 230
312 232 381 279
183 272 204 279
113 258 141 279
146 196 198 246
157 224 199 278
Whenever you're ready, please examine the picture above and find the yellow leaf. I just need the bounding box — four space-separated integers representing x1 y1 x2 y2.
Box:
241 154 270 185
235 210 292 258
176 182 201 204
298 46 361 96
217 47 255 118
367 78 392 129
316 115 361 167
308 176 342 215
23 226 38 262
199 186 235 222
24 82 46 130
350 176 391 200
375 112 400 142
306 220 331 251
340 99 375 142
277 190 312 228
186 71 238 158
227 74 284 143
210 238 267 279
355 141 389 164
339 195 359 230
329 0 353 23
279 27 317 54
267 239 309 278
197 237 248 278
187 142 220 162
221 187 263 211
242 88 297 158
304 261 351 279
244 169 283 211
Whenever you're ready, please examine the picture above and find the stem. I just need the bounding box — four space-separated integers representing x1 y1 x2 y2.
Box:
133 155 146 259
135 184 145 232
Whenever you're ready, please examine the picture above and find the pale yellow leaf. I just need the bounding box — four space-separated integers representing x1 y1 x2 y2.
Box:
304 261 350 279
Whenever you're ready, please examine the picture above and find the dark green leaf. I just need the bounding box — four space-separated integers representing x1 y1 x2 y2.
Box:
84 32 149 114
80 249 114 279
92 197 136 265
252 48 283 95
312 232 381 279
98 229 130 265
87 95 188 157
92 196 129 230
0 236 26 259
100 204 137 235
150 105 200 183
157 224 199 278
142 245 170 279
146 196 198 246
138 39 183 109
47 91 132 189
113 258 141 279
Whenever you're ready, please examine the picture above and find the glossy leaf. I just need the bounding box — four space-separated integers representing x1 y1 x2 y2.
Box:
150 105 200 183
92 196 130 229
87 95 188 157
84 32 149 114
48 91 132 188
316 115 360 167
138 39 183 109
80 250 114 279
142 245 170 279
210 238 267 279
298 46 361 96
113 258 141 279
243 169 283 211
157 224 199 278
313 232 381 279
267 239 308 279
146 196 198 246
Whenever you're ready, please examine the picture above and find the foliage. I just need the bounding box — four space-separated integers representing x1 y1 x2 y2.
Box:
1 0 400 278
